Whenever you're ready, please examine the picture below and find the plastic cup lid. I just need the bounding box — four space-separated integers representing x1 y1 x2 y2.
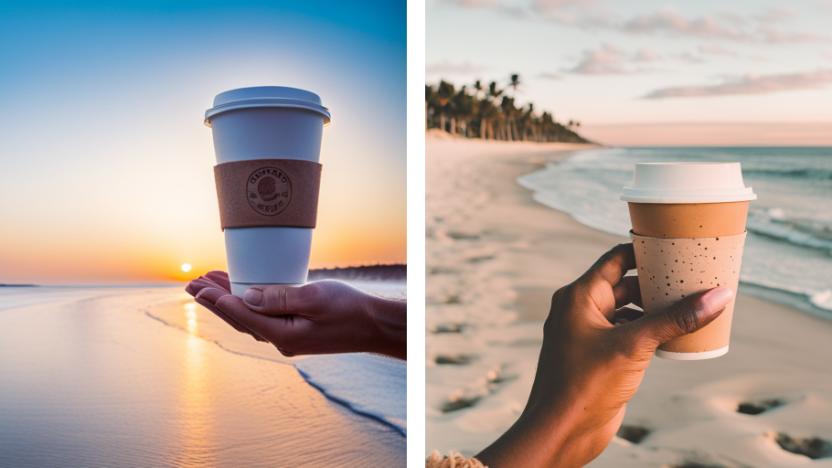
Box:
621 162 756 204
204 86 331 126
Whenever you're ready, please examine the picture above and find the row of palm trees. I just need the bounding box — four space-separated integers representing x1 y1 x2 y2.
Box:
425 74 590 143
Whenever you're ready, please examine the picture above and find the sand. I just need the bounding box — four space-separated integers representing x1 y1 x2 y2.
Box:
426 132 832 467
0 286 404 467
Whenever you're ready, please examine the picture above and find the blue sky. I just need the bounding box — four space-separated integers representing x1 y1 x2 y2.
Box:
427 0 832 144
0 0 406 283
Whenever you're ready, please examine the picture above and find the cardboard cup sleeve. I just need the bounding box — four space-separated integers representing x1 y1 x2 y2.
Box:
631 231 747 355
214 158 322 229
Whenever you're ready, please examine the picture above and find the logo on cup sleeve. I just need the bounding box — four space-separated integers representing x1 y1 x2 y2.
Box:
247 167 292 216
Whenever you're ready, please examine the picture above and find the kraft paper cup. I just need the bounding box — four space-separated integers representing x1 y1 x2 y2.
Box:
622 162 755 360
205 86 331 296
632 232 746 360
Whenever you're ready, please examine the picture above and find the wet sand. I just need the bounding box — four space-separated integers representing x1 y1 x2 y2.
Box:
0 287 404 467
426 133 832 467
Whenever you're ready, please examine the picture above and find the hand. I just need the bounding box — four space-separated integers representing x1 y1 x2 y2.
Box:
477 243 734 467
185 271 406 359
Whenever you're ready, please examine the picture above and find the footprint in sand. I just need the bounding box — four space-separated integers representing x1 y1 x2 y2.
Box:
667 461 732 468
447 230 481 241
434 353 476 365
465 254 495 264
735 398 785 415
616 424 650 444
440 394 482 413
439 368 511 413
430 323 466 334
768 432 832 460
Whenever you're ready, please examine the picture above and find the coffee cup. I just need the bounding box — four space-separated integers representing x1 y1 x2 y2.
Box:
622 163 755 360
205 86 331 296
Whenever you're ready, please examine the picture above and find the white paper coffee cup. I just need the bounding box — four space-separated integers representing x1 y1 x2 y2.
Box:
205 86 331 296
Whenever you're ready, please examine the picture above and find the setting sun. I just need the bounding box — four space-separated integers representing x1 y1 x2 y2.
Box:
180 263 192 273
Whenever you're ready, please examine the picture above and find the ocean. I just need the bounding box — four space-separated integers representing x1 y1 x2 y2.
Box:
0 282 405 466
519 146 832 316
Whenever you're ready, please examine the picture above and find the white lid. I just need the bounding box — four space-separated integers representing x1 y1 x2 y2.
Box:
621 162 756 203
205 86 331 126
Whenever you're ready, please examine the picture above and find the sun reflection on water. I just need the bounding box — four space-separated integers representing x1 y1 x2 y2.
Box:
184 302 198 335
176 301 214 466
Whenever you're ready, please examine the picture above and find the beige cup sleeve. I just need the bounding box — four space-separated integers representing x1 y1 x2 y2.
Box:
214 159 322 230
631 232 746 353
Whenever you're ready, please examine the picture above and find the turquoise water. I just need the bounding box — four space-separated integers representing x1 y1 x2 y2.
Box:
519 147 832 315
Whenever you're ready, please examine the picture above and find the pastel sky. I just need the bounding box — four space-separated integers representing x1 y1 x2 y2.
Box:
427 0 832 145
0 0 405 284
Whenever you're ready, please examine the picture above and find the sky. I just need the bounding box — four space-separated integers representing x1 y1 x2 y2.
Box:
0 0 406 284
427 0 832 145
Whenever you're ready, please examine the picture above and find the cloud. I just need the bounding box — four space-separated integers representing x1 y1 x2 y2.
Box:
621 8 746 40
615 7 824 43
426 60 488 76
442 0 499 7
450 1 826 44
643 69 832 99
440 0 528 17
565 44 658 75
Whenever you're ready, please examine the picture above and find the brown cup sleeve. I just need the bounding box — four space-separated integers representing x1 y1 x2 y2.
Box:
214 159 322 230
631 231 746 353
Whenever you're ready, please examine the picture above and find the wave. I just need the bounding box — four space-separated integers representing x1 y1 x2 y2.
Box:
747 213 832 254
744 168 832 180
296 355 406 436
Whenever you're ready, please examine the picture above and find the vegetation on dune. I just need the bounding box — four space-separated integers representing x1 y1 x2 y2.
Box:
426 74 592 144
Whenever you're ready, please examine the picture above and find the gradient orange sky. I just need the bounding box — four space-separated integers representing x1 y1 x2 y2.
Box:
0 2 405 284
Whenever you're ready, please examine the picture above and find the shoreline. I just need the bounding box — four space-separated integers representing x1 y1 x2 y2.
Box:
0 286 405 466
426 134 832 466
513 143 832 322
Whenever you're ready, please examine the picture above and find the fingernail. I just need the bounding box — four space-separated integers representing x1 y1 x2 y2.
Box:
244 288 263 307
698 287 734 320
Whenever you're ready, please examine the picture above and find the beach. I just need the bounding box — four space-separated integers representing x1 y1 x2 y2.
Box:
0 283 405 467
426 132 832 466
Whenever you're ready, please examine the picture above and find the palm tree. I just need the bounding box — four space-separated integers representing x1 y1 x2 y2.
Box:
452 86 474 136
509 73 520 97
436 80 455 133
425 78 591 144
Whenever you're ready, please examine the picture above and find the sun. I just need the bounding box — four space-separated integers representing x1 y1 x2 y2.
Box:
180 263 192 273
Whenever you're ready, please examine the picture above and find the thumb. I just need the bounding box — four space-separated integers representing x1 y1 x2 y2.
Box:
627 287 734 347
243 284 308 316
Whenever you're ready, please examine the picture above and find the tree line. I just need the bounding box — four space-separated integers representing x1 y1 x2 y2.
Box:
425 74 591 144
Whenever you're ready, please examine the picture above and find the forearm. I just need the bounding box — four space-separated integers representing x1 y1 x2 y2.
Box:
477 400 584 468
367 296 407 359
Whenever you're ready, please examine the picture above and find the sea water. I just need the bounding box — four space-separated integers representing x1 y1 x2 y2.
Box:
519 146 832 316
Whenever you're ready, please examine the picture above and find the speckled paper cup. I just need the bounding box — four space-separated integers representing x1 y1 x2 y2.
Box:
632 232 747 359
622 162 756 360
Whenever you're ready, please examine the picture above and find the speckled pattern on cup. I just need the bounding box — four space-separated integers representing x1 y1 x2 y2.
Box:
632 231 747 358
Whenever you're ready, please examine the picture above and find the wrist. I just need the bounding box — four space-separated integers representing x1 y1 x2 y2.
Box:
364 295 407 359
478 399 581 467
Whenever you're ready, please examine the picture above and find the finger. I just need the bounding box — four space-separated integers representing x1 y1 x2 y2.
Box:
195 297 265 341
611 305 644 325
581 243 636 288
186 277 219 297
213 291 290 343
620 287 734 348
613 275 642 309
195 289 267 341
243 284 315 317
205 271 231 291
